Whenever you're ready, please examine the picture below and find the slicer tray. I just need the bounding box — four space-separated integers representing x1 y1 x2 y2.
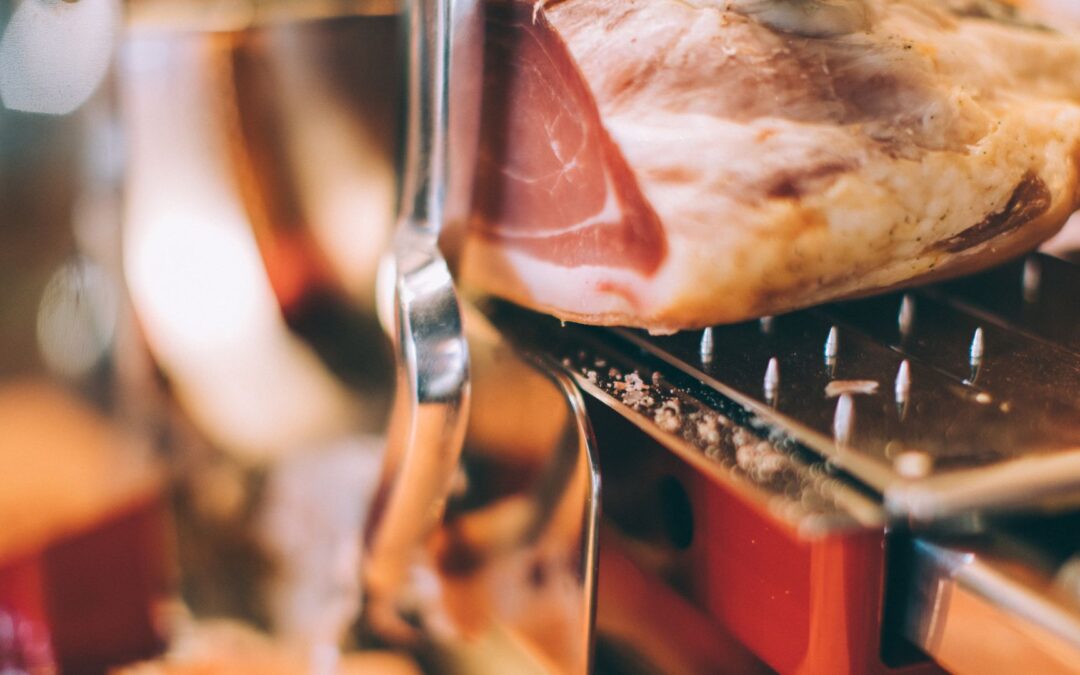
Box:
492 253 1080 521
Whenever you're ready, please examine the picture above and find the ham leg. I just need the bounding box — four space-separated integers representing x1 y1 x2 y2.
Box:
459 0 1080 332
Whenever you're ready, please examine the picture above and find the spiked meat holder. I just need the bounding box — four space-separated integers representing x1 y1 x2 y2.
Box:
470 251 1080 674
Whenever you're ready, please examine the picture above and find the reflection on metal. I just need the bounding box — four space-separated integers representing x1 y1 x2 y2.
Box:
363 0 472 639
969 327 985 370
488 304 892 672
36 258 118 380
763 357 779 405
886 451 1080 521
600 252 1080 520
893 450 932 480
699 327 715 365
364 243 470 638
1022 255 1042 304
416 311 600 674
894 359 911 408
898 293 916 339
824 325 839 373
759 315 775 335
906 538 1080 674
832 394 854 449
489 302 884 535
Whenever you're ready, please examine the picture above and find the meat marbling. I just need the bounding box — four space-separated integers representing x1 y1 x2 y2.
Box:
458 0 1080 332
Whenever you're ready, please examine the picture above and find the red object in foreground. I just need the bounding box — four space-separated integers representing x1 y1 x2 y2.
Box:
588 399 942 674
0 555 54 672
0 498 169 674
690 464 903 674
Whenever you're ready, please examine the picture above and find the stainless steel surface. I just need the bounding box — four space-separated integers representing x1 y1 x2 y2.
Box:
486 303 884 537
593 253 1080 520
363 0 472 635
935 254 1080 351
418 312 600 673
484 285 1080 673
905 531 1080 674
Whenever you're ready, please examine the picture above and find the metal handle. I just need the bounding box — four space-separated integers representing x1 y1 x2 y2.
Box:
398 0 448 236
363 0 471 637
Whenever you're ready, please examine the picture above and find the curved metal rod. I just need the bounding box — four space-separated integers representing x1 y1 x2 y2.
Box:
363 0 471 635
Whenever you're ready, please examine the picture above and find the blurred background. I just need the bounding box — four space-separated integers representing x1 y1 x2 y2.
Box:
0 0 414 671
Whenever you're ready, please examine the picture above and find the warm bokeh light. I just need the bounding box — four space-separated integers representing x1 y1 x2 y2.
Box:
266 41 395 306
0 0 119 115
35 258 119 380
122 35 358 461
0 381 159 559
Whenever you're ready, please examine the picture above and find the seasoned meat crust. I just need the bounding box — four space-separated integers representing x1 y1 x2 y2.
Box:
459 0 1080 331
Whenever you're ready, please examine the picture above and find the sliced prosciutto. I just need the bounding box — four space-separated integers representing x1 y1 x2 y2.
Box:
458 0 1080 331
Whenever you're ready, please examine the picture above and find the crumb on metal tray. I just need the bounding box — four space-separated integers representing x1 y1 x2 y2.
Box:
824 380 879 397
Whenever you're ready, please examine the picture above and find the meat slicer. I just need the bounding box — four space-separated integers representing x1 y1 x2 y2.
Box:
3 0 1080 672
361 0 1080 668
380 249 1080 674
470 251 1080 674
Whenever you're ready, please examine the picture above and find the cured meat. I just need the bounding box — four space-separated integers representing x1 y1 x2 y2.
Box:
1008 0 1080 27
459 0 1080 331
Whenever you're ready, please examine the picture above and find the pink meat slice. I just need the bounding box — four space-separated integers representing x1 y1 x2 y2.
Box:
469 0 667 276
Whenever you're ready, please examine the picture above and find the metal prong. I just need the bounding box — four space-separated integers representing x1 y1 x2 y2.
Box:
700 327 715 364
763 357 780 404
895 360 911 406
898 294 915 338
1022 256 1041 304
824 326 839 371
833 393 854 447
969 327 985 367
760 315 775 335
